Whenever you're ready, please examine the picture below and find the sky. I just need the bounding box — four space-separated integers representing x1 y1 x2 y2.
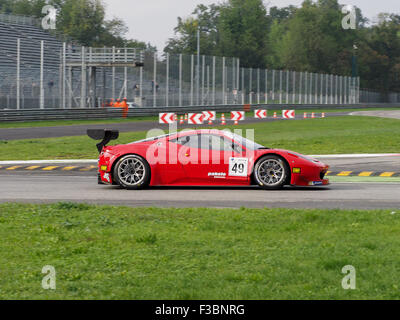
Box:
103 0 400 51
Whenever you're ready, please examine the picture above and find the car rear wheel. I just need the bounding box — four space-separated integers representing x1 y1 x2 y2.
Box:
254 155 289 190
113 155 151 190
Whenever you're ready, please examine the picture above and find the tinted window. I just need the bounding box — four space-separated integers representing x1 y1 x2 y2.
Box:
201 134 243 152
170 135 199 149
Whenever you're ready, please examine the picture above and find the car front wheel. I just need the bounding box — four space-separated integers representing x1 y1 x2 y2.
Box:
253 155 289 190
113 155 151 190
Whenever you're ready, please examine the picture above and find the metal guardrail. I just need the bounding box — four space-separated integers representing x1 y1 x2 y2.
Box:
0 104 399 122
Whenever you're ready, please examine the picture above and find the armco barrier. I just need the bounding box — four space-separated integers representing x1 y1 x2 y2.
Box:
0 104 399 122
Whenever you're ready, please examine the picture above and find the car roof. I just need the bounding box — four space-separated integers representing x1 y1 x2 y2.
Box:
132 129 240 144
176 129 230 137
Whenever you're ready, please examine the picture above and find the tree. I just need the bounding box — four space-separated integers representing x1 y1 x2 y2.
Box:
0 0 155 49
357 14 400 93
217 0 269 68
267 0 358 75
164 4 220 56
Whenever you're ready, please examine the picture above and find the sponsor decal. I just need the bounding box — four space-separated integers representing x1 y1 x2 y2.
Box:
312 181 323 186
208 172 227 178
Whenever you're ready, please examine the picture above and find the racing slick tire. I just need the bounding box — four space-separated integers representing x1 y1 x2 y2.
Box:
113 155 151 190
253 155 290 190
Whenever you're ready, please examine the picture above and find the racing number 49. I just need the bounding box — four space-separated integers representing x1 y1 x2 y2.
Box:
231 163 245 175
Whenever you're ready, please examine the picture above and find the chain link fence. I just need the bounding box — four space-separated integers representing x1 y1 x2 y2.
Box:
0 39 363 110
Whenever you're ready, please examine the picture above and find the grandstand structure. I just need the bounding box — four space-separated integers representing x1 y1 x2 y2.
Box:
0 13 363 110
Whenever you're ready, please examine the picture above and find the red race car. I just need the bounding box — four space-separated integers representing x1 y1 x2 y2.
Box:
88 129 329 190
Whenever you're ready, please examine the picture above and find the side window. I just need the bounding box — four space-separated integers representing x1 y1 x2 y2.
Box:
221 136 243 153
201 134 243 152
209 135 225 151
170 135 199 148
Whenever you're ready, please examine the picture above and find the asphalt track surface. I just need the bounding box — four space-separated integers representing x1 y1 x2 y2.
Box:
350 110 400 120
0 112 349 141
0 111 398 210
324 155 400 172
0 174 399 209
0 155 399 210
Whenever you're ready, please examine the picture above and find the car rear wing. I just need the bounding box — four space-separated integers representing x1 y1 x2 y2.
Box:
87 129 119 153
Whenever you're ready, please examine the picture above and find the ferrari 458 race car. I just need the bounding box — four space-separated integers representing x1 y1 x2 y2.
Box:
88 129 329 190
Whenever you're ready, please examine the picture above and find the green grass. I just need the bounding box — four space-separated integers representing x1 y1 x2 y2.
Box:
0 107 398 129
0 116 399 160
1 202 400 299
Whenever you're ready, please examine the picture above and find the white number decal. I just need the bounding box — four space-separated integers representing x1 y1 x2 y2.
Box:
229 158 248 177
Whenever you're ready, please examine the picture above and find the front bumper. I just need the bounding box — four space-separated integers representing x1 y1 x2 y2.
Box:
291 165 330 187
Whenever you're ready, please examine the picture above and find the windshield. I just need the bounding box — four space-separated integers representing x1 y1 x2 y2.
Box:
224 132 267 150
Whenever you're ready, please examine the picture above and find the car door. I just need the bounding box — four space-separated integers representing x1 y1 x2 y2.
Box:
208 134 249 185
167 133 205 184
148 137 187 185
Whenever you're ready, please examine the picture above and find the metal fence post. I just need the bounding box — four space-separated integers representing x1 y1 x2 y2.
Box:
314 73 318 104
286 70 289 103
299 72 303 104
222 57 226 104
40 40 44 109
16 38 20 110
80 46 86 108
279 70 282 104
124 48 128 99
202 55 205 105
293 71 296 104
265 69 268 104
62 42 66 109
179 53 182 107
249 68 252 104
272 70 275 102
237 58 240 103
257 68 260 104
207 65 210 105
241 67 245 104
153 52 157 107
166 53 169 107
325 74 329 104
139 51 143 106
212 56 216 105
320 73 323 104
304 72 308 104
112 46 115 100
309 72 313 104
190 54 194 105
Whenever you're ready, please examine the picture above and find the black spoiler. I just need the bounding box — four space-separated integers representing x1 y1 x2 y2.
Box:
87 129 119 153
